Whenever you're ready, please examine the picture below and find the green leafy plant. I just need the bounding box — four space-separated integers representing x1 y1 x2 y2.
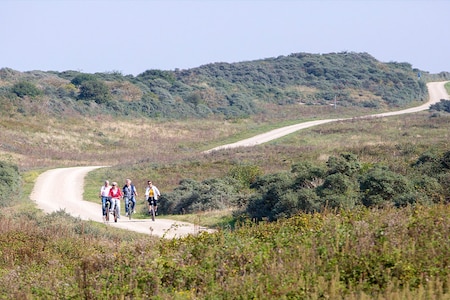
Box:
0 160 21 207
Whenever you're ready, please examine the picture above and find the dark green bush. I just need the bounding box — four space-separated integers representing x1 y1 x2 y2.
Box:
247 172 294 220
326 152 361 176
11 81 42 98
160 177 241 214
241 150 450 220
359 166 414 207
318 173 359 209
0 161 21 207
430 99 450 113
78 80 111 104
70 73 97 86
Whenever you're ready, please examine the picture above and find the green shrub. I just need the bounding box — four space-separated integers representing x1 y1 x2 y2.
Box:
78 80 111 104
160 177 241 214
11 81 42 98
318 173 359 209
70 73 97 86
228 164 262 188
430 99 450 113
326 152 361 177
0 161 21 207
360 166 414 207
247 172 294 220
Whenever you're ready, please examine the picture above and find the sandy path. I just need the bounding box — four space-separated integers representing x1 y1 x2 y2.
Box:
30 166 212 238
30 81 448 238
204 81 449 152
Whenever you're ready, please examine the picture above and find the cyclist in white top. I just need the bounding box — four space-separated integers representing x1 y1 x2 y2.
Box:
145 181 161 215
99 180 111 219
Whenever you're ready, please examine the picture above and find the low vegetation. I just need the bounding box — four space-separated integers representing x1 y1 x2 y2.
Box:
0 55 449 298
0 201 448 299
0 160 21 207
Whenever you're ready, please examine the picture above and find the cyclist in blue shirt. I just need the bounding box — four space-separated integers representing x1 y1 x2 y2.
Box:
123 178 138 216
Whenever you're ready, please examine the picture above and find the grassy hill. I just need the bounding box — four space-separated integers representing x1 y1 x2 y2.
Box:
2 52 447 120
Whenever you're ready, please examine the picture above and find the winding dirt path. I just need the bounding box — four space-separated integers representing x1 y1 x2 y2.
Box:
30 81 448 238
204 81 449 152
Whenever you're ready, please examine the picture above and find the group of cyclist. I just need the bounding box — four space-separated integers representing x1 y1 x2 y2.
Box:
99 179 161 221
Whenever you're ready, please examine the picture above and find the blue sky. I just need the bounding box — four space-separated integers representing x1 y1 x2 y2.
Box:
1 0 449 76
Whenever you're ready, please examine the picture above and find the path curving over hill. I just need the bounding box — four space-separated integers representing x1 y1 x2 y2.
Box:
30 81 448 238
204 81 449 153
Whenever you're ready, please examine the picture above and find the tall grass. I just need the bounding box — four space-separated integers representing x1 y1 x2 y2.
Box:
0 204 448 298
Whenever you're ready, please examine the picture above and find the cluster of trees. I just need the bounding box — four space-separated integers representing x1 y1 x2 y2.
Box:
159 151 450 221
0 52 438 119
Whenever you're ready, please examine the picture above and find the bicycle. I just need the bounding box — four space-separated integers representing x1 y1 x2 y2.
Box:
148 198 156 222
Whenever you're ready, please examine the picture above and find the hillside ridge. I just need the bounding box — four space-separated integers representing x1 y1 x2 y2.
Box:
2 52 448 119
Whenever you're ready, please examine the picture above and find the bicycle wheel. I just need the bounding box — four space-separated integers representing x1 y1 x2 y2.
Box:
105 201 110 222
114 203 118 223
128 201 132 220
151 202 155 222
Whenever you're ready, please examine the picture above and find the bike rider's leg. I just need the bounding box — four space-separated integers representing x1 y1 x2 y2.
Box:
125 197 129 215
101 196 107 216
111 198 118 217
132 197 136 213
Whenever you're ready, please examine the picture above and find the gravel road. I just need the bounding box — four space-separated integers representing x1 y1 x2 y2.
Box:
30 81 448 238
204 81 449 152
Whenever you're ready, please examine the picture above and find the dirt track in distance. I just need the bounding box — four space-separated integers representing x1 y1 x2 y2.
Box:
204 81 449 153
